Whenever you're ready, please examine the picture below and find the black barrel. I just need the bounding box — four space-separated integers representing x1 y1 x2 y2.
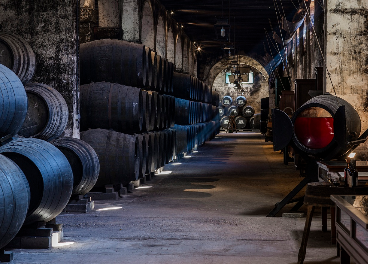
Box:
143 133 152 175
80 39 149 88
220 116 230 129
218 107 225 118
0 154 30 249
0 138 73 224
148 132 157 173
150 50 158 91
52 137 100 196
212 91 220 107
242 106 255 118
144 47 153 88
235 116 247 129
80 82 143 134
141 90 150 132
175 98 191 125
228 105 239 116
0 33 36 84
135 133 147 179
19 83 69 141
236 96 247 107
155 54 163 93
173 125 187 158
222 95 232 106
172 72 193 100
166 61 174 95
0 64 28 138
251 113 261 129
80 129 140 188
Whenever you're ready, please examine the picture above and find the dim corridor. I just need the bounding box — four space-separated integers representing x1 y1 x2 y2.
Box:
12 132 341 264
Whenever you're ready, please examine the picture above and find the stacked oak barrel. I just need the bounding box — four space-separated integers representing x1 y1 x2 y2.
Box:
219 95 257 130
0 33 100 251
79 39 220 189
172 72 220 157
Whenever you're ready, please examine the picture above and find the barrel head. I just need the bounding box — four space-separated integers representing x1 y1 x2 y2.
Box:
272 109 293 151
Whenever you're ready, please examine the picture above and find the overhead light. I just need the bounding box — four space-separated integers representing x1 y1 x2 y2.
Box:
170 11 174 15
348 152 356 158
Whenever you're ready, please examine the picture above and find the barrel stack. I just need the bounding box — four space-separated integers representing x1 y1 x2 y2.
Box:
79 39 219 190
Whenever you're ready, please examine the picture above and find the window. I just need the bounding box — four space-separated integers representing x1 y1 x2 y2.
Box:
225 71 254 84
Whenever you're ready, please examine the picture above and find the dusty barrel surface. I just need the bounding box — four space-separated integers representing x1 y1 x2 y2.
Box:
172 72 192 100
80 82 143 134
52 137 100 196
0 64 28 139
19 83 69 141
0 33 36 84
0 154 30 249
81 129 140 188
0 138 73 224
80 39 149 88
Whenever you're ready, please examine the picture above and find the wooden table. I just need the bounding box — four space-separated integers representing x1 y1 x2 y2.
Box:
297 183 368 264
331 195 368 264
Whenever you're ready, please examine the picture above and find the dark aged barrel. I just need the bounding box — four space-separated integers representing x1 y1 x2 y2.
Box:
172 72 192 100
166 61 174 95
235 116 247 129
0 64 28 138
218 107 225 118
0 138 73 224
251 113 261 129
80 39 148 88
143 133 152 175
80 129 140 188
19 83 69 141
173 125 187 158
0 33 36 83
175 98 190 125
80 82 143 133
155 54 163 92
291 94 361 158
135 133 147 179
212 91 220 107
228 105 239 116
147 91 158 130
148 132 157 173
0 154 30 249
52 137 100 196
220 116 230 129
236 96 247 107
242 105 255 118
141 90 150 132
144 47 153 88
222 95 232 106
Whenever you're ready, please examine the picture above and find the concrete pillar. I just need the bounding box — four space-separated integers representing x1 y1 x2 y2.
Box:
167 27 175 63
175 35 183 71
325 0 368 154
141 0 155 50
122 0 140 42
156 16 166 58
98 0 120 28
0 0 79 138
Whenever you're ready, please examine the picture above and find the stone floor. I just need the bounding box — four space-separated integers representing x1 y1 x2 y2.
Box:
11 132 344 264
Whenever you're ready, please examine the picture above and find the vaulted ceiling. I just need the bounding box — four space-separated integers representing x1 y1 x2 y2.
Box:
160 0 304 64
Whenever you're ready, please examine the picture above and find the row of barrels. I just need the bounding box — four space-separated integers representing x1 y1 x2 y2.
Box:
80 39 219 106
80 82 175 134
0 64 100 249
219 105 255 118
220 114 261 130
175 98 218 126
174 122 220 157
221 95 247 107
80 128 177 190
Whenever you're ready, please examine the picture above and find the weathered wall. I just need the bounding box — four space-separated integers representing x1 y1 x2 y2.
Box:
122 0 140 42
325 0 368 155
209 56 269 114
0 0 80 138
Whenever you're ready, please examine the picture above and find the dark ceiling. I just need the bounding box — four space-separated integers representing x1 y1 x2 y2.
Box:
160 0 303 63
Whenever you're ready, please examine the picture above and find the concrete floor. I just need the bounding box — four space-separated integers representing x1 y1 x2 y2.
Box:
12 132 343 264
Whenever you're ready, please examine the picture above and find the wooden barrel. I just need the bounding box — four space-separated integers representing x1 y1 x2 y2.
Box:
236 96 247 107
148 132 157 173
0 33 36 84
141 90 150 132
144 47 153 88
212 91 220 107
0 154 30 249
19 83 69 141
235 116 247 129
150 50 158 91
156 54 163 92
220 116 230 129
168 95 176 128
228 105 239 116
251 113 261 129
242 105 255 118
80 39 149 88
173 125 187 158
143 133 152 175
147 91 158 130
172 72 192 100
135 133 147 179
166 62 174 95
222 95 232 106
218 107 225 118
51 137 100 196
175 98 190 125
80 129 140 188
0 138 73 224
0 64 28 138
80 82 143 134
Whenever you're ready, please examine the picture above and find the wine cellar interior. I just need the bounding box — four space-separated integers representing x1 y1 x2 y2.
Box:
0 0 368 263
